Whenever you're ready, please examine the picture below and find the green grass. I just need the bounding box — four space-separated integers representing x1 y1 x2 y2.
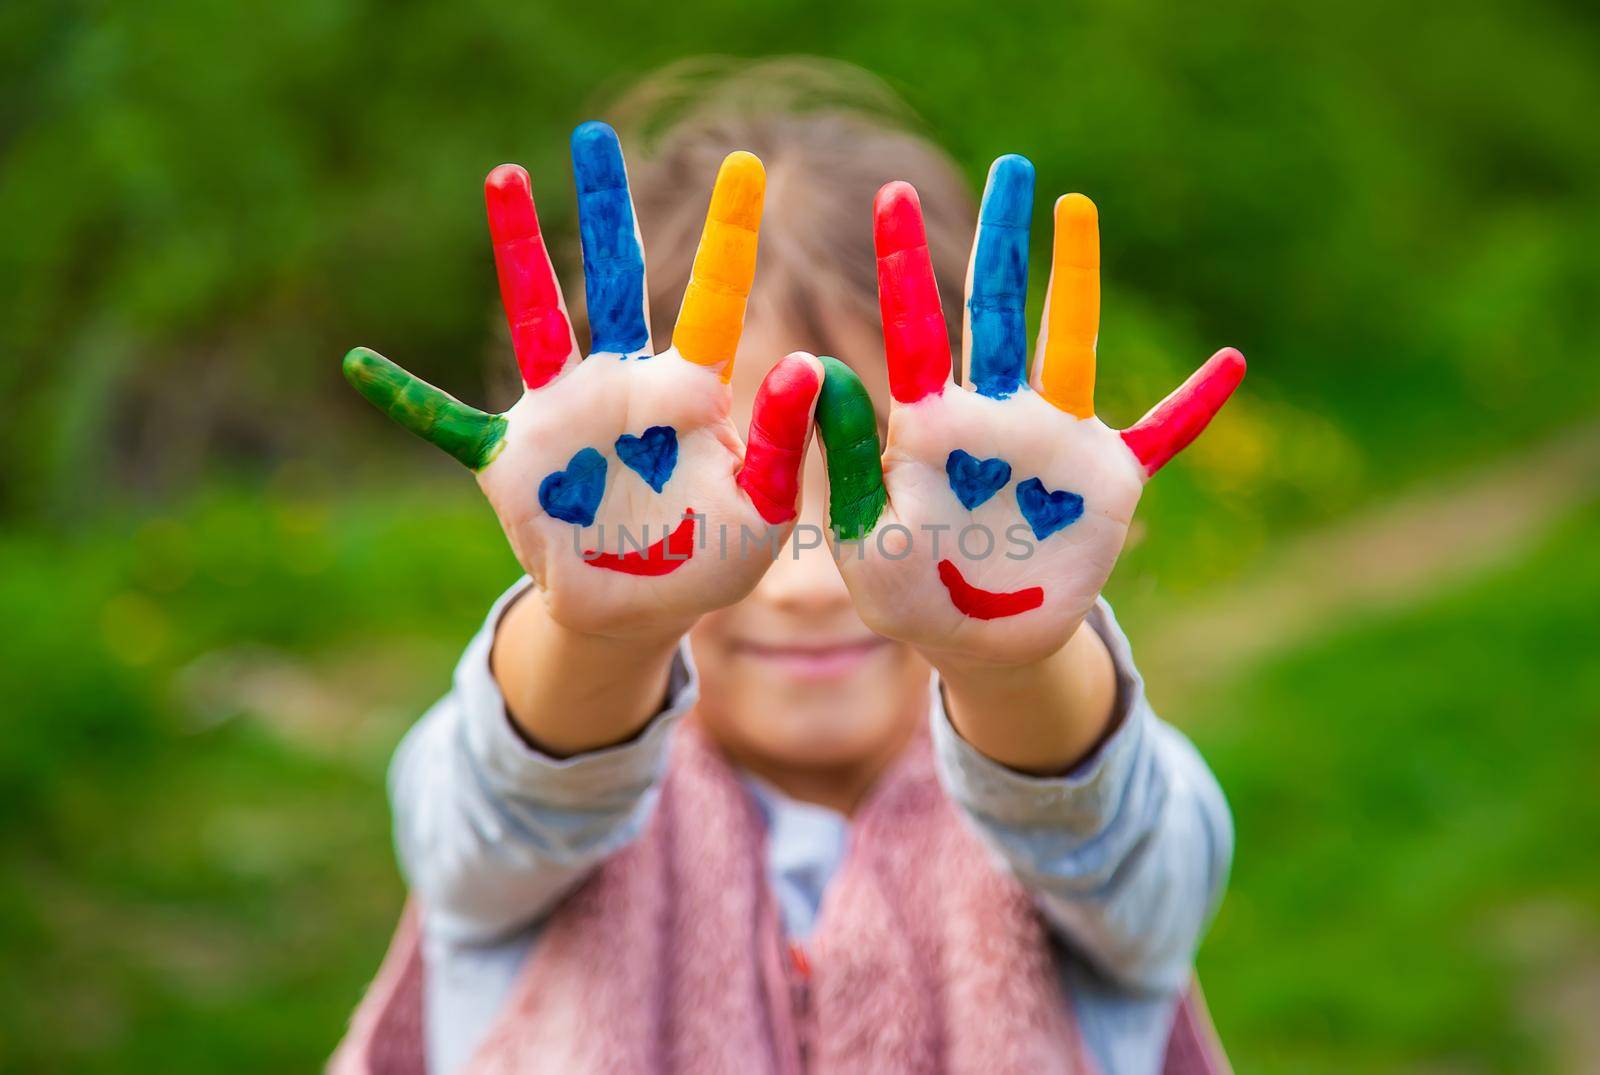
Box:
0 481 511 1073
1190 504 1600 1074
1 482 1597 1071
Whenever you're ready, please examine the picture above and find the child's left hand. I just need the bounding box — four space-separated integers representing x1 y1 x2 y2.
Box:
817 156 1245 669
340 126 824 649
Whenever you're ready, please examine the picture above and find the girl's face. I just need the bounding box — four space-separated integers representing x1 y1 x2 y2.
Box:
688 306 931 786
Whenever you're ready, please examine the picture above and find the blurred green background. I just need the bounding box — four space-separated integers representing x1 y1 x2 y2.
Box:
3 1 1599 1072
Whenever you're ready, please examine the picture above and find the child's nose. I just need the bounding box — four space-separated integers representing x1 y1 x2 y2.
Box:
753 526 853 616
750 450 853 617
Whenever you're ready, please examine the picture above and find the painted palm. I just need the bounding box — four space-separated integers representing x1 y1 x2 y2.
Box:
818 157 1246 665
345 123 823 639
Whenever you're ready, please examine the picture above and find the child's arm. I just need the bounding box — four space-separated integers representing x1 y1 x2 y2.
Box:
489 582 682 757
347 124 823 933
344 127 822 677
816 158 1244 985
389 579 701 943
815 160 1243 772
933 616 1118 774
931 600 1232 992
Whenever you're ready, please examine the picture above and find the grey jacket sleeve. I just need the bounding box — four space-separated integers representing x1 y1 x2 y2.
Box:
931 599 1233 993
388 578 698 945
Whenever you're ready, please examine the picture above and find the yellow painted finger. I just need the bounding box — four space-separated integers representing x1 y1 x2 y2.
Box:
673 151 765 380
1036 193 1099 418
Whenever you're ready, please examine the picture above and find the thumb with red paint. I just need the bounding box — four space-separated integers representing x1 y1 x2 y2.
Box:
737 352 826 525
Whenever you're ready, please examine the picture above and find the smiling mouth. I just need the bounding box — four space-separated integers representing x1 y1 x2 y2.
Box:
733 636 889 679
584 509 697 576
937 559 1044 620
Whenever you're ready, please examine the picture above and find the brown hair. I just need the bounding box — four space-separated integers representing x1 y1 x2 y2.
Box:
610 57 974 358
481 57 975 411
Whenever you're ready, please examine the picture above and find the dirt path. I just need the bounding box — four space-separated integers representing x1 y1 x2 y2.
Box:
1142 420 1600 1071
1142 420 1600 691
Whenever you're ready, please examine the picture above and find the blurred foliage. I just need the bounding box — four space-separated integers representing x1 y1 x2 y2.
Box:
3 0 1600 1071
3 0 1599 524
0 480 513 1072
3 479 1597 1072
1192 506 1600 1074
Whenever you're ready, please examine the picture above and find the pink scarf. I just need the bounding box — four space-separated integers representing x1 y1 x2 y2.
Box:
332 721 1229 1074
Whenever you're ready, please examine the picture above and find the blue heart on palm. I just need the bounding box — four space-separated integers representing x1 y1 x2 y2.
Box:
946 449 1012 510
539 447 607 526
615 425 679 493
1016 477 1084 540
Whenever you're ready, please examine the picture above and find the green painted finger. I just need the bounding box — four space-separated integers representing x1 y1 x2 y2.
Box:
815 356 886 540
342 347 507 471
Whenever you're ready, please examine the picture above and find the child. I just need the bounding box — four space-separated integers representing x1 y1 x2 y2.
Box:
334 61 1243 1075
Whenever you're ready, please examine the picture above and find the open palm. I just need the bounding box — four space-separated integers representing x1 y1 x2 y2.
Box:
344 123 822 641
817 156 1246 666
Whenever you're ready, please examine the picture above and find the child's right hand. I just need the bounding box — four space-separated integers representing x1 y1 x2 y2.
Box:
816 161 1244 668
344 123 823 645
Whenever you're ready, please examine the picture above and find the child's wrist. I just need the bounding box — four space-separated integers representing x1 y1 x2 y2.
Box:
531 601 689 667
493 592 687 758
522 585 694 654
921 617 1116 775
915 614 1091 679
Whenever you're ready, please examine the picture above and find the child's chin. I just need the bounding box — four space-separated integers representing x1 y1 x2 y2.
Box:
738 695 915 767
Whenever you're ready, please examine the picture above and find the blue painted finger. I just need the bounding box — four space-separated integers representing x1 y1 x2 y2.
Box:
967 155 1034 399
572 121 649 356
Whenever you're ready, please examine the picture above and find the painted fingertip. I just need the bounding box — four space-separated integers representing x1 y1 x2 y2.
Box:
1056 191 1097 219
768 350 824 402
756 353 824 437
341 344 414 410
874 181 927 254
571 121 627 192
1192 346 1249 398
342 345 384 386
817 353 865 395
340 345 507 470
815 356 880 443
815 355 887 540
711 151 766 230
485 162 531 199
738 351 825 525
1121 345 1249 477
484 164 539 237
1054 194 1100 267
980 155 1035 228
1203 347 1249 405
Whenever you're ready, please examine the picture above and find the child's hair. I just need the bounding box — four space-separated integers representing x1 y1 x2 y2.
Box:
498 57 969 407
487 58 977 407
609 57 974 361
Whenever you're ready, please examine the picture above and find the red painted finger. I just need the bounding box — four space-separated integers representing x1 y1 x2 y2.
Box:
874 182 951 404
737 352 824 524
485 164 579 390
1121 348 1247 477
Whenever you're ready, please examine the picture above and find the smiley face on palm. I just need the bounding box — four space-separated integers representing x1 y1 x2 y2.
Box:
817 157 1246 666
344 123 823 640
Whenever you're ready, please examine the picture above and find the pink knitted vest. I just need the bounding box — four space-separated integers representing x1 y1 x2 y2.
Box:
332 721 1230 1074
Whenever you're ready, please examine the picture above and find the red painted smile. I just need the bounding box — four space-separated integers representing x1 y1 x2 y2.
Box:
937 559 1043 620
584 509 697 576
